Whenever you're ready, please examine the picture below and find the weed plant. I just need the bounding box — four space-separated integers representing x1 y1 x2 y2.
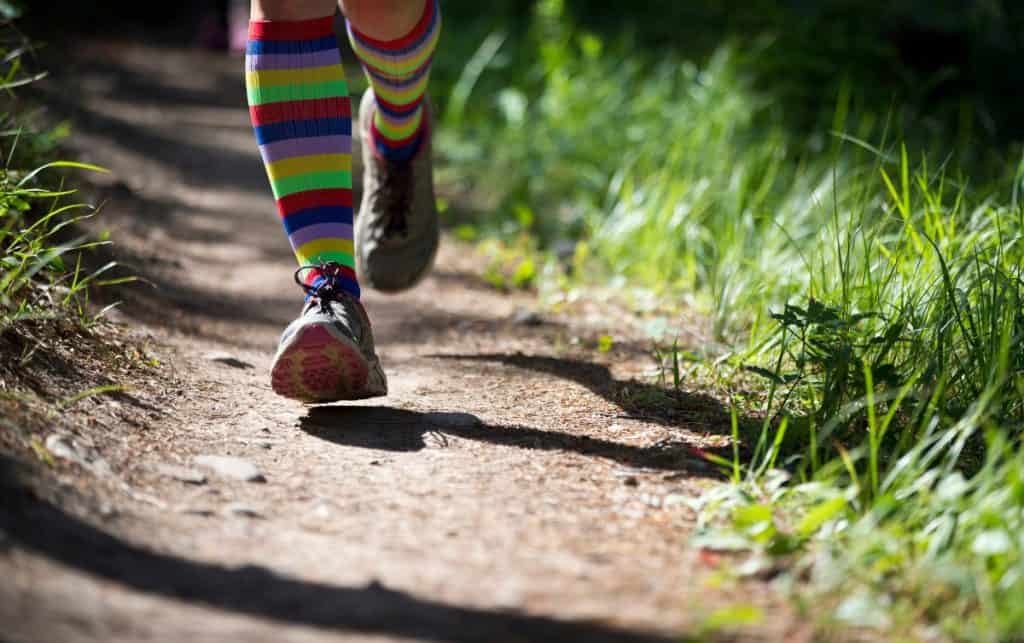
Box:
0 25 121 332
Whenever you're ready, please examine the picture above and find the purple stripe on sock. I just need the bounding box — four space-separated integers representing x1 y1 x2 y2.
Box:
377 106 421 129
288 223 354 248
246 49 341 70
259 135 352 163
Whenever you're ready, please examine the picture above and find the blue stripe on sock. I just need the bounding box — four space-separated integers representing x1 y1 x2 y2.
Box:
363 57 432 89
374 96 423 119
375 132 422 162
255 118 352 146
282 206 354 234
307 274 361 300
247 36 338 55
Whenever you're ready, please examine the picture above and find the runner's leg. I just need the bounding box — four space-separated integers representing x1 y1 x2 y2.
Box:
343 0 439 161
250 0 387 403
248 0 359 297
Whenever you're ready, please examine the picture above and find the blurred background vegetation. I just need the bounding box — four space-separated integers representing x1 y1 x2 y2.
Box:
10 1 1024 638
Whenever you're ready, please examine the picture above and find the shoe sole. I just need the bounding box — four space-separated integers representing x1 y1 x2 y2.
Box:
270 323 374 403
355 227 439 293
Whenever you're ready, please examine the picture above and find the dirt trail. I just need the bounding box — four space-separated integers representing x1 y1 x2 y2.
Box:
1 41 802 642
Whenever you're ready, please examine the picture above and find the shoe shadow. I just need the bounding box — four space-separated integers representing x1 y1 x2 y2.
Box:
300 406 723 476
429 353 746 434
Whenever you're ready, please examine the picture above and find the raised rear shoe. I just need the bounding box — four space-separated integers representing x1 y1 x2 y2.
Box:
354 89 439 293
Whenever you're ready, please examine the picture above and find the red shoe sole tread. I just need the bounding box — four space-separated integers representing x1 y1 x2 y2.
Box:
271 325 370 403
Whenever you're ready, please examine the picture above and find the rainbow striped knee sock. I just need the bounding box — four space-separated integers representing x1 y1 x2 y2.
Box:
246 16 359 298
347 0 441 162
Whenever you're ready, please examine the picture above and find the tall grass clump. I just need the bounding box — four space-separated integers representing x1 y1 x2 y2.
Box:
437 0 1024 637
694 162 1024 638
0 23 119 332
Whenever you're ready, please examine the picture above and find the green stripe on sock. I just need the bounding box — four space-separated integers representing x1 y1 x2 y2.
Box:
272 170 352 199
303 250 356 268
247 80 350 106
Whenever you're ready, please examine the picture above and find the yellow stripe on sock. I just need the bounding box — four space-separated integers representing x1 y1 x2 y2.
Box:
267 154 351 181
246 65 346 88
349 28 440 78
375 111 422 140
371 74 430 106
296 238 355 264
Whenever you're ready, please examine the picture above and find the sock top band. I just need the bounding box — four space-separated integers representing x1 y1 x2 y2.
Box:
249 15 336 41
348 0 435 49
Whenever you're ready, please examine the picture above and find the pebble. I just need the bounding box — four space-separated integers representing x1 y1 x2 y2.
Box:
203 352 253 369
153 463 207 485
193 455 266 483
45 434 112 477
511 308 544 326
225 503 265 519
181 507 216 517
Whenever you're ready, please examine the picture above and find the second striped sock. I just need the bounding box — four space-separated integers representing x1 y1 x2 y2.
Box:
347 0 441 162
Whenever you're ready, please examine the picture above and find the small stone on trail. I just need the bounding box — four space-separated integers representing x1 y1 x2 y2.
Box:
225 503 264 519
203 352 253 369
193 455 266 482
181 507 216 517
511 308 544 326
45 434 112 477
154 463 207 485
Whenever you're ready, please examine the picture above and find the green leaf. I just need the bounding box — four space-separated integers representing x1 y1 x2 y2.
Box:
511 258 535 288
701 604 764 630
796 496 846 537
743 365 786 385
732 504 772 530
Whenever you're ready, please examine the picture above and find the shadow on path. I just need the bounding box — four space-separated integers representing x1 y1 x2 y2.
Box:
0 458 710 643
301 406 722 475
430 353 743 434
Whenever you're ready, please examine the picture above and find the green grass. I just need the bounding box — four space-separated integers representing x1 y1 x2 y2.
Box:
435 1 1024 639
0 26 124 332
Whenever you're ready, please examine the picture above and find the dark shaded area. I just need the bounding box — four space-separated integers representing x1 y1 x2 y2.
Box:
24 0 1024 162
432 352 745 433
301 405 724 475
0 456 706 643
0 322 163 415
566 0 1024 143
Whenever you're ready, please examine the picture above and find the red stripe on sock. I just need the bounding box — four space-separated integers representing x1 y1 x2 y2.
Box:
370 120 422 150
276 189 353 217
306 264 358 285
374 92 425 116
349 0 433 50
249 98 351 126
249 16 335 41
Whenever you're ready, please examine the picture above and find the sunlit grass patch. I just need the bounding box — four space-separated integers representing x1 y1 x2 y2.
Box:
435 1 1024 638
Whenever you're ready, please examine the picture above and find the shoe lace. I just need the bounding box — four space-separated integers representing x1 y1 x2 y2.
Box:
368 158 413 239
294 261 348 314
